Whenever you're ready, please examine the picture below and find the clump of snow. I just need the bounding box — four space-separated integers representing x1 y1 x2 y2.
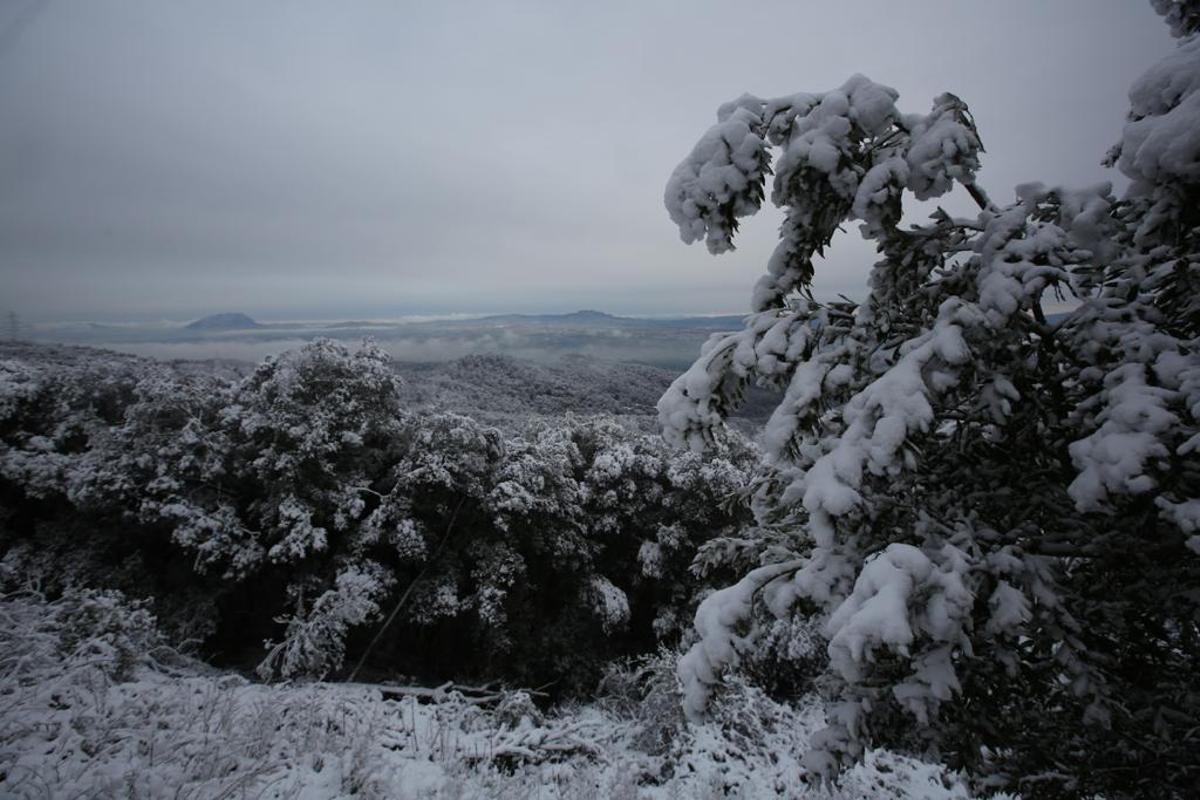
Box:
1121 34 1200 186
664 94 770 255
825 543 975 725
1067 362 1178 510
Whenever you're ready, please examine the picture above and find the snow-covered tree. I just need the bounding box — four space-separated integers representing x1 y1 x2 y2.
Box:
1 340 758 691
120 340 405 623
355 414 755 692
662 5 1199 796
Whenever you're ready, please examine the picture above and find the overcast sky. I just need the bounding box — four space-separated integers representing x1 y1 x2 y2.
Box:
0 1 1173 321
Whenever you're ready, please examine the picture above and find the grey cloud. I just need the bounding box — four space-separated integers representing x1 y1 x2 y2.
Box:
0 1 1171 321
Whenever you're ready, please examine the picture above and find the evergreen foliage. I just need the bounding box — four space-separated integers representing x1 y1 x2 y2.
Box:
661 5 1200 796
0 340 754 692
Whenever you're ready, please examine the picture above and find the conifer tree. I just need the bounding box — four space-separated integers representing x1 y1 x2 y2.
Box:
662 4 1199 795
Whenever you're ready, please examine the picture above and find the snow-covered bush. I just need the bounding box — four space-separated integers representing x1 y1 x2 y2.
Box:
0 588 162 683
352 414 755 693
661 4 1200 796
0 340 757 692
258 565 394 680
596 648 686 756
132 338 405 577
48 587 163 681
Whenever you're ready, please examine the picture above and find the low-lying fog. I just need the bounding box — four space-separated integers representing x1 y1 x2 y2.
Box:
23 310 744 369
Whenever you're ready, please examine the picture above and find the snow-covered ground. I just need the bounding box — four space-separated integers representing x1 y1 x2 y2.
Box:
0 591 983 799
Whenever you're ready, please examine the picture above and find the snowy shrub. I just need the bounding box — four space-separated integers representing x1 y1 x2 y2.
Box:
586 575 631 633
596 648 685 757
258 565 393 680
0 588 162 684
0 339 756 693
492 689 545 730
47 587 163 681
133 338 406 579
661 5 1200 796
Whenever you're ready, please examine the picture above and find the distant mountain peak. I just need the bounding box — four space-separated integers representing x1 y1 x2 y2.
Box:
564 309 614 319
185 312 261 331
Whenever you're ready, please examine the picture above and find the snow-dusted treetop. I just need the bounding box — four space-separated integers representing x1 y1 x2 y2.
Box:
664 75 983 311
1152 0 1200 37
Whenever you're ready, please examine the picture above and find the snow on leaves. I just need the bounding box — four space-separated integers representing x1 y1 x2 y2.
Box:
1068 362 1179 509
664 94 770 256
0 340 758 689
666 76 982 312
663 15 1200 792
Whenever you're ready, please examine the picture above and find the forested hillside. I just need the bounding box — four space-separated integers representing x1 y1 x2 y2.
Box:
0 340 966 798
0 341 758 689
